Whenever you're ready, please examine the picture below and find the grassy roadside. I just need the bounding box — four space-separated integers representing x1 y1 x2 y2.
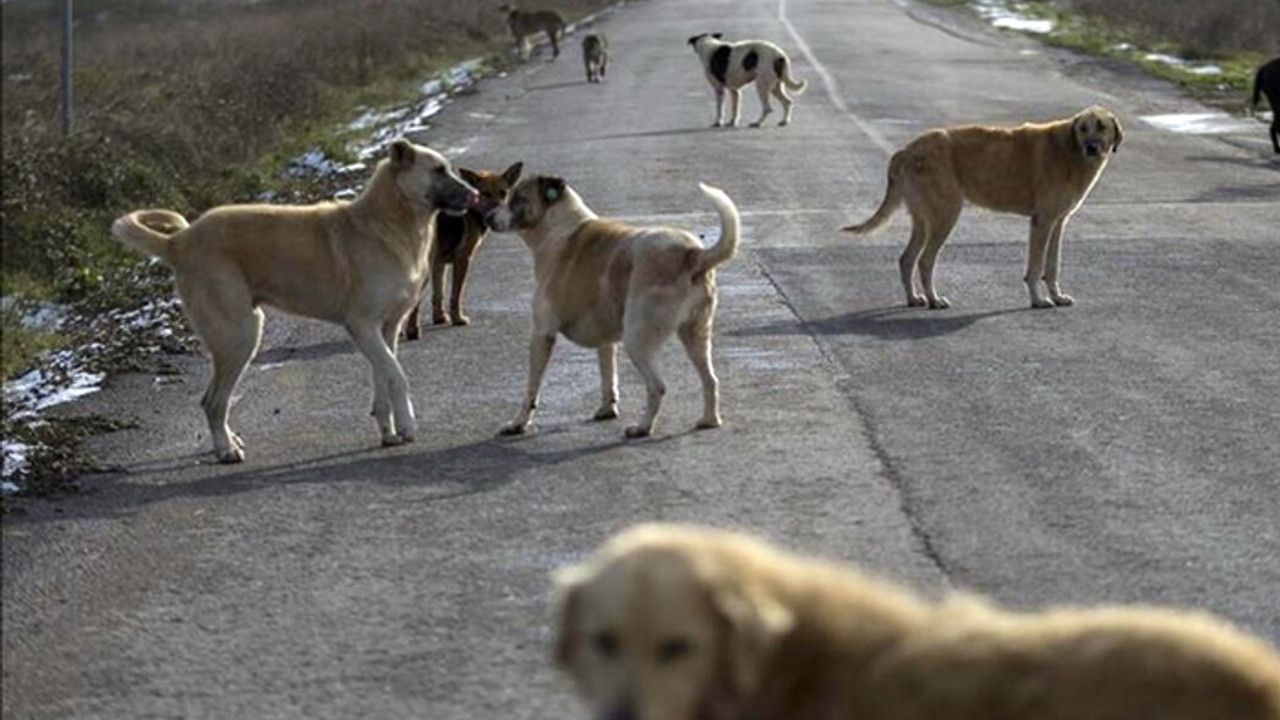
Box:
924 0 1277 110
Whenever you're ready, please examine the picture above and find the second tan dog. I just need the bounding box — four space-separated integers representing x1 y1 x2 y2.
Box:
555 524 1280 720
112 140 480 462
843 106 1123 309
484 178 740 438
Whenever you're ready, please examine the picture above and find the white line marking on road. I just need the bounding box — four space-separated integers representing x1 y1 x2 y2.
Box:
612 208 837 223
777 0 896 155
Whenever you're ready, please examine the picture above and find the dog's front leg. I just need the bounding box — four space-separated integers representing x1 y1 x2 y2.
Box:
1043 217 1074 306
728 88 742 127
713 85 726 127
1025 215 1056 309
592 343 620 421
430 260 450 325
501 333 556 435
350 323 416 445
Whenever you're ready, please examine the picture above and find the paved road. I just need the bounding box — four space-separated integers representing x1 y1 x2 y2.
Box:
4 0 1278 717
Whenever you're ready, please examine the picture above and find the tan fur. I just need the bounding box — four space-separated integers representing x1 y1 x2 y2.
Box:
112 140 479 462
555 524 1280 720
486 177 740 438
499 3 566 61
404 162 522 337
843 106 1124 309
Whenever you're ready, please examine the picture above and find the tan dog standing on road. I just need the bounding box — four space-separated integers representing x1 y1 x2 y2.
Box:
485 178 740 438
843 106 1123 309
555 524 1280 720
404 162 523 337
112 140 481 462
687 33 807 128
500 2 567 61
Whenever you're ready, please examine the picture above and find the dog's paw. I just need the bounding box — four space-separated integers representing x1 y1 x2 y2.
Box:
906 294 928 308
451 314 471 326
1050 293 1075 307
711 121 724 128
404 326 421 341
499 422 529 437
927 296 951 310
432 313 450 326
216 446 246 464
592 404 619 421
749 121 764 128
381 433 411 447
695 416 722 430
624 425 652 439
778 119 790 127
1030 298 1055 309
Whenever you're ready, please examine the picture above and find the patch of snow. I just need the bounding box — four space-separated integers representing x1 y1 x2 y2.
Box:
2 441 29 491
1140 112 1257 134
1143 53 1221 76
1113 42 1134 52
973 0 1054 34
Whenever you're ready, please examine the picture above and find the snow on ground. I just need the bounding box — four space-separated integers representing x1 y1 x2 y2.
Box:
1143 52 1222 76
973 0 1054 34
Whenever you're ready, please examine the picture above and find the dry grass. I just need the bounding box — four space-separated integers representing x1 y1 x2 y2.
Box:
1064 0 1280 59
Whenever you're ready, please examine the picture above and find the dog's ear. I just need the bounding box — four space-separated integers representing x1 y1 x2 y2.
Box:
389 139 415 167
709 581 794 699
552 566 588 668
540 176 567 204
1111 113 1124 152
712 32 723 39
688 34 704 46
503 161 524 186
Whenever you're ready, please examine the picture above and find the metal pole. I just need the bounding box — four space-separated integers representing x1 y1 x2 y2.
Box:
61 0 73 136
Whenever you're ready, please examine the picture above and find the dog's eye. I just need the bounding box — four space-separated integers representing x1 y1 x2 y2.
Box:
593 631 619 658
656 637 693 664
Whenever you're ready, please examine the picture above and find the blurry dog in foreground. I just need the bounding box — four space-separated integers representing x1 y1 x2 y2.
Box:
500 2 566 61
113 140 480 461
687 33 807 128
485 178 739 438
555 524 1280 720
844 106 1123 309
1252 56 1279 153
582 33 609 83
405 162 522 337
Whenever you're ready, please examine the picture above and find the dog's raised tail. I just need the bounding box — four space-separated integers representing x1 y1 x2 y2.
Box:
775 56 807 94
842 153 904 235
694 183 740 275
111 209 189 261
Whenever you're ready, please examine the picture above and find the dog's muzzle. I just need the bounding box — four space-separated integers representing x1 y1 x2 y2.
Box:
1083 142 1103 158
484 206 512 232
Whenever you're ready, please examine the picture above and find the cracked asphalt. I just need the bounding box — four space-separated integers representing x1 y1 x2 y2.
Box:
4 0 1278 717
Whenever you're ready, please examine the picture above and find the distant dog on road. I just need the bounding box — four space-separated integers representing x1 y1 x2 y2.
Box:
500 3 566 61
687 33 807 127
555 524 1280 720
405 162 523 337
1252 56 1279 153
485 178 740 438
843 106 1123 309
582 33 609 83
112 140 481 462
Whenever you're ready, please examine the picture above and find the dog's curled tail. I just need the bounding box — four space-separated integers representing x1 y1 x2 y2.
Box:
775 56 807 95
842 153 905 235
693 183 740 275
111 209 189 262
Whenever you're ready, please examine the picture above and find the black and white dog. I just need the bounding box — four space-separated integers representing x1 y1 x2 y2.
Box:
687 33 807 128
1252 56 1279 154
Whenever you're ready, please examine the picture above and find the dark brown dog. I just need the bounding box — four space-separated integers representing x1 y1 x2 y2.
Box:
405 162 522 339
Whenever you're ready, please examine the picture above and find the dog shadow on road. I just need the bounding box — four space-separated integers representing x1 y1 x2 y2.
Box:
732 305 1028 342
7 435 627 525
526 80 592 92
586 126 724 143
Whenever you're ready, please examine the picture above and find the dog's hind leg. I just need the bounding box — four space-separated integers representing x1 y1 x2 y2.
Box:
917 200 961 310
185 279 263 463
449 258 472 326
679 318 721 430
501 334 556 435
900 218 929 308
622 300 681 438
430 260 450 325
750 79 774 128
593 343 620 421
772 83 794 126
1024 214 1057 309
349 322 416 445
1043 216 1074 306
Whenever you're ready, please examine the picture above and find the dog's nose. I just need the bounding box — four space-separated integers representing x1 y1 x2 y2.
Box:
463 190 482 209
1084 143 1101 157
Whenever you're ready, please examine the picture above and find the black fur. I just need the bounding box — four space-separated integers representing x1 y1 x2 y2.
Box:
710 46 731 85
1253 56 1279 154
434 212 468 259
773 56 787 78
742 50 758 73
